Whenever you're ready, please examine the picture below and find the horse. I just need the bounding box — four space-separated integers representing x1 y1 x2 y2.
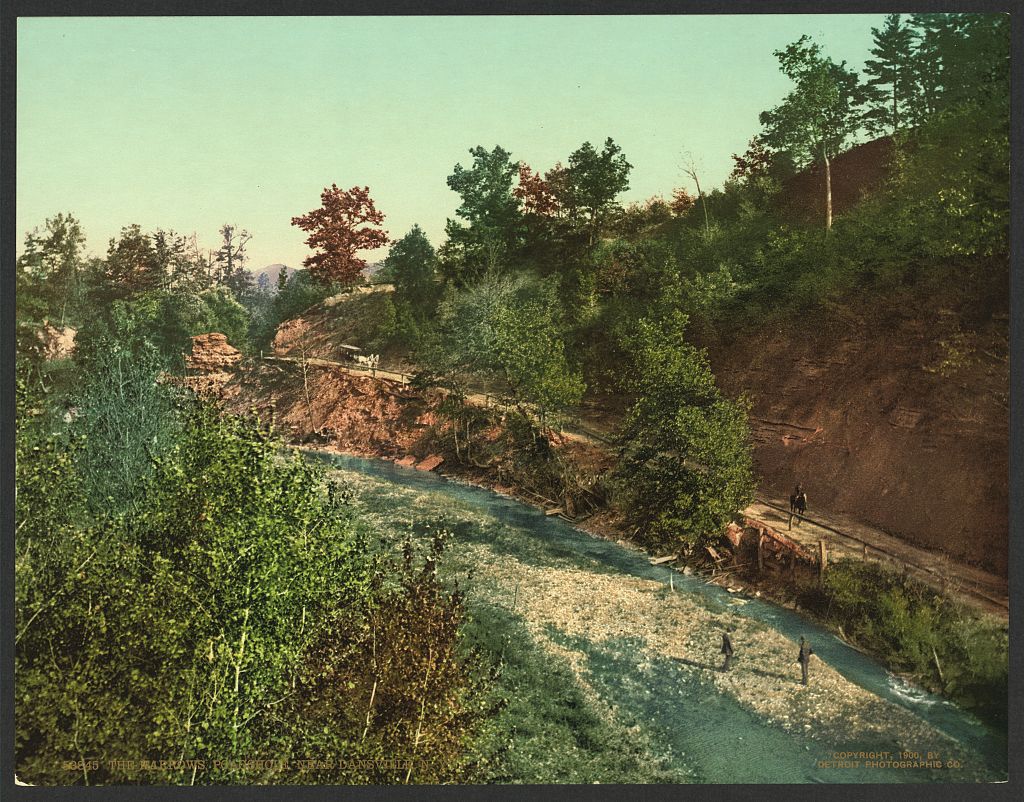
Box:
789 488 807 528
794 493 807 515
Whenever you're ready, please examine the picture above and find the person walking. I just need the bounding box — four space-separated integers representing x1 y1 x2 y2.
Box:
720 630 734 672
797 636 814 685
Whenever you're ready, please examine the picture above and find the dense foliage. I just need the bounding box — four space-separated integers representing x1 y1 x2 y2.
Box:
15 372 485 784
424 273 585 423
291 184 390 287
616 313 755 550
801 560 1008 725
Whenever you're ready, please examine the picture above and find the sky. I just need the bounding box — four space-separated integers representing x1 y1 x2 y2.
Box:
17 14 888 270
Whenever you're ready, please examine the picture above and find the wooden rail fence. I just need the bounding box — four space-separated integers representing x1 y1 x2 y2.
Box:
751 497 1007 613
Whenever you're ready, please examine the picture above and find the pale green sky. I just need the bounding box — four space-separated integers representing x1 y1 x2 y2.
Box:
17 14 886 269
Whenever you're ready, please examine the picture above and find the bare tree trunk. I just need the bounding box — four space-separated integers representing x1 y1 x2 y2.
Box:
684 159 710 235
823 149 833 232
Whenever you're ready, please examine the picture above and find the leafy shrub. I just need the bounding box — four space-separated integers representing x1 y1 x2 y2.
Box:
70 338 181 515
16 394 487 784
285 529 489 784
816 561 1008 725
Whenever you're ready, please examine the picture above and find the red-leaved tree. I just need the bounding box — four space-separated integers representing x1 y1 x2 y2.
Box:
729 137 775 182
291 185 389 286
514 163 561 218
669 188 696 217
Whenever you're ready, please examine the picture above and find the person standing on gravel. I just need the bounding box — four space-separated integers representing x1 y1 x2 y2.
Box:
797 636 814 685
720 630 734 672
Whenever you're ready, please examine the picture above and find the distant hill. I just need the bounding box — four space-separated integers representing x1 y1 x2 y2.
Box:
249 263 295 293
362 261 386 281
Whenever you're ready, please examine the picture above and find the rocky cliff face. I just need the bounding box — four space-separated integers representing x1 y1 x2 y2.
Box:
705 304 1008 576
226 360 440 457
184 333 242 397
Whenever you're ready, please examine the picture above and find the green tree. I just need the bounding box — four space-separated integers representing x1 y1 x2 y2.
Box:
441 146 524 284
932 14 1009 112
759 36 862 231
490 283 586 424
862 14 919 135
872 15 1009 261
87 224 165 304
427 274 584 422
214 224 254 298
616 312 754 551
151 229 212 294
566 137 632 245
907 13 954 119
17 213 87 326
384 225 441 321
907 14 1009 119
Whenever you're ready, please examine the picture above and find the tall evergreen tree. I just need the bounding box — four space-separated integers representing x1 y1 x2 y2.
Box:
384 225 440 321
941 14 1010 110
91 224 163 303
214 224 254 297
862 14 919 135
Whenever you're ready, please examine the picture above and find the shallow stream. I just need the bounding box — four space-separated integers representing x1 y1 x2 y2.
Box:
309 451 1008 784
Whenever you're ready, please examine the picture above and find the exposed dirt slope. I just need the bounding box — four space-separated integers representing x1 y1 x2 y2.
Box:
226 360 439 458
231 251 1009 581
703 300 1008 576
270 287 411 367
778 136 896 224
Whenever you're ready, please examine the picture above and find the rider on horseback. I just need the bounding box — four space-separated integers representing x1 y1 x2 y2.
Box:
789 483 807 527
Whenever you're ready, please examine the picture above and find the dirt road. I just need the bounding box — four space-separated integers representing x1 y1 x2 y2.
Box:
743 498 1008 619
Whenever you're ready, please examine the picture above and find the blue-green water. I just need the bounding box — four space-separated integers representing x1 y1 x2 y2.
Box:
308 450 1008 784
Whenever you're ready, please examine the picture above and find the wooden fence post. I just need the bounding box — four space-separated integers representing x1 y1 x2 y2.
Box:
862 542 868 561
